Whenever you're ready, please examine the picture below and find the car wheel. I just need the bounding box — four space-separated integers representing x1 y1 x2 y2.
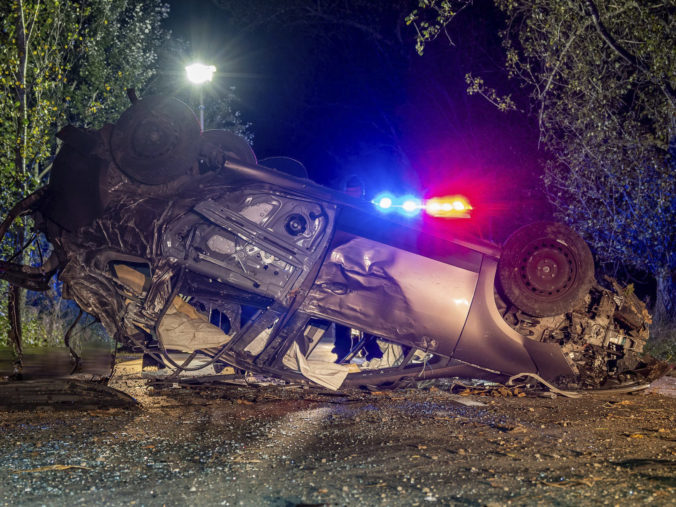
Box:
110 96 200 185
497 221 594 317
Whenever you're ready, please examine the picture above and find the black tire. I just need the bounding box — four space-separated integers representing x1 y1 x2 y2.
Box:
110 96 200 185
497 222 594 317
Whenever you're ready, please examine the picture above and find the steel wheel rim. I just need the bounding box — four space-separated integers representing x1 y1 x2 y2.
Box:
518 239 577 298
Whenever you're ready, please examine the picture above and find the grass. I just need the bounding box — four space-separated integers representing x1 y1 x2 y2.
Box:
644 319 676 363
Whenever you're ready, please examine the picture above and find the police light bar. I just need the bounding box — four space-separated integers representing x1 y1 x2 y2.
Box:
373 193 472 218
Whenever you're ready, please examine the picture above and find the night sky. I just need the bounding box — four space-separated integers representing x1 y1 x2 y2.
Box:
165 0 548 239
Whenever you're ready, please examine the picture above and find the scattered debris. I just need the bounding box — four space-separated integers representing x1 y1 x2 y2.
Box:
507 373 582 398
11 465 91 473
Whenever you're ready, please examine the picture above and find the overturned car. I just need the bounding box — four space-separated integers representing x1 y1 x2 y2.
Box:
0 95 659 391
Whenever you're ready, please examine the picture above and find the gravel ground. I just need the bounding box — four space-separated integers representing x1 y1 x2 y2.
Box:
1 364 675 507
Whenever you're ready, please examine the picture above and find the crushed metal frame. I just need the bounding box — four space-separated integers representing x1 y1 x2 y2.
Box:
0 96 661 391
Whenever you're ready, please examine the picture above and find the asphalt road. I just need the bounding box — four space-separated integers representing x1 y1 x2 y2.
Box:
1 369 675 506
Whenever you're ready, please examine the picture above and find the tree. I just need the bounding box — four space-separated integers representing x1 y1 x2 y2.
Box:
63 0 170 128
0 0 169 372
409 0 676 323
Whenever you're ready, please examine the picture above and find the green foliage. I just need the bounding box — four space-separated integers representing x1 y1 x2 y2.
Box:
501 0 675 320
0 0 170 204
0 0 82 199
407 0 472 55
0 0 169 349
63 0 170 128
410 0 676 321
644 319 676 363
0 281 109 349
465 73 516 112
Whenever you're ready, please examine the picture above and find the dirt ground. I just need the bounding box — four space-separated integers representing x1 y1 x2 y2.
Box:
0 357 675 507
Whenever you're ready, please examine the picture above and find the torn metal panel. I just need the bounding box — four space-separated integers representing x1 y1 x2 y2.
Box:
451 257 571 381
302 232 478 353
162 188 336 303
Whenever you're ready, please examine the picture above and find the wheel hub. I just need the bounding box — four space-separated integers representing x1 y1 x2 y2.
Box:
110 96 200 185
519 241 576 296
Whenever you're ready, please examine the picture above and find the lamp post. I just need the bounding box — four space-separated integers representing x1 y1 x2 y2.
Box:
185 63 216 131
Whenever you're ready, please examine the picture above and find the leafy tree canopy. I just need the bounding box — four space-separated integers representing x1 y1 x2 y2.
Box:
409 0 676 321
0 0 169 353
0 0 170 206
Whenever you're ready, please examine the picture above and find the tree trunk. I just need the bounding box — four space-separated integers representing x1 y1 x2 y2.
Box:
8 283 23 378
8 0 29 378
654 269 676 325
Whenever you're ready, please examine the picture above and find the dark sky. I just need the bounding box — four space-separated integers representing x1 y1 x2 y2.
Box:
165 0 549 238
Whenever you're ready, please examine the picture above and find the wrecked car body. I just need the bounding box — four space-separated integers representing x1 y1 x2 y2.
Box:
0 95 659 391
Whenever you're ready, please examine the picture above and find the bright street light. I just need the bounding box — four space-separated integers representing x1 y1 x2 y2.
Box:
185 63 216 130
185 63 216 84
